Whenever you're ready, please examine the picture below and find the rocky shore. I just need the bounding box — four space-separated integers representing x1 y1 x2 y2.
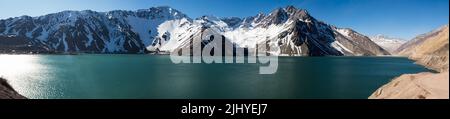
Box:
0 78 26 99
369 72 448 99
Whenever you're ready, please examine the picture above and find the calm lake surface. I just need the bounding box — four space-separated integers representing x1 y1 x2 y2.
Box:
0 54 431 99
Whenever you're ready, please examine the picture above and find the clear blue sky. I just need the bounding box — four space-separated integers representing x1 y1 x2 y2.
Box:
0 0 448 40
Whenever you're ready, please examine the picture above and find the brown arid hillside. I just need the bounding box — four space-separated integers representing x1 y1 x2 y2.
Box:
409 25 449 72
396 25 449 72
0 78 26 99
395 26 444 55
370 25 449 99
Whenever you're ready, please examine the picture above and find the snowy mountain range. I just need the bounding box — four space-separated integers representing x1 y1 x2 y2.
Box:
369 35 406 53
0 6 390 56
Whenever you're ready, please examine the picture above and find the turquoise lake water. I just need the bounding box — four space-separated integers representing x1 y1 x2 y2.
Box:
0 55 431 99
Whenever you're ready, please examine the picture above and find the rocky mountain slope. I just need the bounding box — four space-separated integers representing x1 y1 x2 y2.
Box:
0 6 188 53
396 25 449 72
370 25 449 99
148 6 390 56
0 6 389 56
370 34 406 53
0 78 26 99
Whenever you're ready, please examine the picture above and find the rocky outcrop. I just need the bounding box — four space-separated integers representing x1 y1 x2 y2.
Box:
0 78 27 99
369 72 449 99
370 25 449 99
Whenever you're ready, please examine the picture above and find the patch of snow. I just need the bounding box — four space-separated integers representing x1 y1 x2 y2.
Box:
331 41 353 54
62 33 68 52
86 33 94 47
223 23 288 48
157 18 199 51
36 29 49 41
336 28 350 38
127 16 157 46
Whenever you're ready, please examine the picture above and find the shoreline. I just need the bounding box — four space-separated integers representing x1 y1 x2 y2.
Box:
0 78 27 99
369 52 449 99
370 54 449 99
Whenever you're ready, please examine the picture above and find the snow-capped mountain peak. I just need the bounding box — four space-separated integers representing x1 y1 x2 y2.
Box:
370 34 406 53
0 6 389 56
371 34 405 41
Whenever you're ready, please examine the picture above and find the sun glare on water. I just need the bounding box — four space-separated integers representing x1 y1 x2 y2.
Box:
0 55 49 98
